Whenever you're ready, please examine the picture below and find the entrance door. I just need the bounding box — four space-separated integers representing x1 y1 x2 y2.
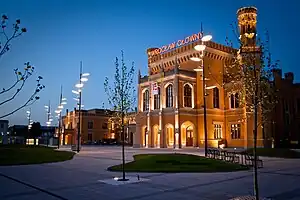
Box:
186 130 193 146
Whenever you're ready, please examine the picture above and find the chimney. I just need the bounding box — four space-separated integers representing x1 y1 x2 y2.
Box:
272 68 282 80
284 72 294 83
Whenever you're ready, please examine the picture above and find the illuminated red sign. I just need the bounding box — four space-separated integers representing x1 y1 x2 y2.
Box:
148 32 202 56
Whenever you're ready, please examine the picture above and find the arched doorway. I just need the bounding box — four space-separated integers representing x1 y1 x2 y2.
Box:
181 121 195 147
152 125 159 148
165 124 174 148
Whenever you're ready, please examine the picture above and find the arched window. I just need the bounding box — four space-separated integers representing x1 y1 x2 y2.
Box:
183 84 192 107
235 93 239 108
143 90 149 111
154 87 160 110
230 92 239 109
166 84 173 108
213 87 220 108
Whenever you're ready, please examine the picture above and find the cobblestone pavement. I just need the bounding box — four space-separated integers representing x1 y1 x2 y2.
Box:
1 146 300 200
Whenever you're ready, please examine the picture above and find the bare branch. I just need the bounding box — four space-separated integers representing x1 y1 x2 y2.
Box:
0 15 27 59
0 76 44 119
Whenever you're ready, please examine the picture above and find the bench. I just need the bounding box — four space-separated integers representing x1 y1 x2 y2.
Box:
225 152 240 163
244 154 263 168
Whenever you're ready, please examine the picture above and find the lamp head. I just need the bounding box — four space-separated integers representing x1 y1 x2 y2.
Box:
201 35 212 42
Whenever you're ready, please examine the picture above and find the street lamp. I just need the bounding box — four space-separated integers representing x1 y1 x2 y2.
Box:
45 101 53 147
190 32 212 157
26 109 32 145
72 61 89 153
55 86 67 149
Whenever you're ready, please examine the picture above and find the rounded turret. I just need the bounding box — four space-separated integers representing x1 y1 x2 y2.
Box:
237 6 258 46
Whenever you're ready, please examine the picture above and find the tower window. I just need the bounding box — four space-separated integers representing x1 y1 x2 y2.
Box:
183 84 192 107
166 84 173 108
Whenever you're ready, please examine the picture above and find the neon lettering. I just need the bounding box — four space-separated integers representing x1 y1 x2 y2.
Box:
149 32 202 56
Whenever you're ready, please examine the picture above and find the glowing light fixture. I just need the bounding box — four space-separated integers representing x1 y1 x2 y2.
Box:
190 57 201 62
75 83 84 88
81 77 88 82
82 73 90 77
193 67 203 72
205 85 217 90
72 90 79 95
201 35 212 42
194 44 206 51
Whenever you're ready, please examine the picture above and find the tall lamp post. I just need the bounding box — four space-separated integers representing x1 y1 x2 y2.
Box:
72 61 89 153
26 109 33 144
190 32 213 157
55 86 67 149
45 101 53 147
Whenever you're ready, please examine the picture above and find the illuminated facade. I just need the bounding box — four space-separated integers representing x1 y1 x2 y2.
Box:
133 7 264 149
61 108 136 145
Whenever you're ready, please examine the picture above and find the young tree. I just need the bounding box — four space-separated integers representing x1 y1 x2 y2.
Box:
29 122 42 145
224 24 278 199
0 15 44 119
104 50 136 181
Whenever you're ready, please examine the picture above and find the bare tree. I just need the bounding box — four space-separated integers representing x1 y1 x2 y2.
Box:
104 50 136 181
225 23 278 199
0 15 44 119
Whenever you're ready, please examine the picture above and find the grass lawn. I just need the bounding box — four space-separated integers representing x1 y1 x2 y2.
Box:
0 145 75 166
108 153 249 173
244 148 300 158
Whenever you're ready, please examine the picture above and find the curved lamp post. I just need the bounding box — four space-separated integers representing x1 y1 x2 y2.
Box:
72 61 89 153
44 101 53 146
190 33 213 157
55 86 67 149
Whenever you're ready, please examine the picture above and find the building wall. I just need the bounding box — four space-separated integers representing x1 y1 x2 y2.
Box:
0 120 9 135
134 7 264 149
61 109 136 145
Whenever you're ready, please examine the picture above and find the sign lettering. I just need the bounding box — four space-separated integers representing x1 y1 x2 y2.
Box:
149 32 202 56
152 82 159 95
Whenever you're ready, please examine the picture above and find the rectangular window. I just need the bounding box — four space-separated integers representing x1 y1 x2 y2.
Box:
213 88 220 108
0 124 3 129
88 121 93 129
231 124 241 139
102 123 108 129
230 93 239 109
88 133 92 141
213 124 222 139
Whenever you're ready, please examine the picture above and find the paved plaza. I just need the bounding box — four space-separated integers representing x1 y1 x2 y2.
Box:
1 146 300 200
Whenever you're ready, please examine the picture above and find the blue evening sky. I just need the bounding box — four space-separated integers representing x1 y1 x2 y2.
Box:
0 0 299 126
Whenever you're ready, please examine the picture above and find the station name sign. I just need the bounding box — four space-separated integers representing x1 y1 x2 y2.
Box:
149 32 202 56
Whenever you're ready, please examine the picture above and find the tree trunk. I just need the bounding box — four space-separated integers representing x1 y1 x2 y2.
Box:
253 65 259 199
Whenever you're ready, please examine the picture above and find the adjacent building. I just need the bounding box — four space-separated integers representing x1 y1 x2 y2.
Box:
133 7 264 149
265 69 300 148
60 108 136 145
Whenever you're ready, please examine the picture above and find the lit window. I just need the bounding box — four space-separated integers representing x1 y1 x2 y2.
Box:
214 124 222 139
230 93 239 109
231 124 241 139
143 90 149 111
166 85 173 108
154 87 160 110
